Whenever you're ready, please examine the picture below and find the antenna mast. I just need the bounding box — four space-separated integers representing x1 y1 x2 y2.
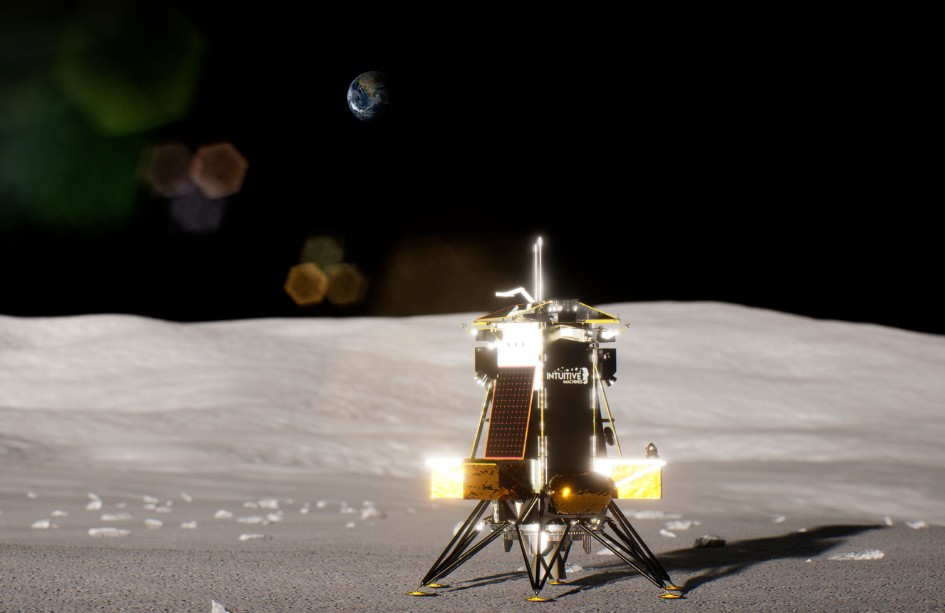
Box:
534 236 543 302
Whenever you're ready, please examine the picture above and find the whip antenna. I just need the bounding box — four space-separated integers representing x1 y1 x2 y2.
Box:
535 236 543 302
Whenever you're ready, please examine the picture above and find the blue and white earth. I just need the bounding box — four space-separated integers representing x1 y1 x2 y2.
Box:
346 70 391 121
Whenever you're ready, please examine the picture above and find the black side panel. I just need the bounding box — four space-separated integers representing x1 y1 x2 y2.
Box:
599 347 617 383
475 346 499 379
544 339 593 477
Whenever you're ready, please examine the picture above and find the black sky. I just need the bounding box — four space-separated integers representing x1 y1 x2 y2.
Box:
0 7 938 334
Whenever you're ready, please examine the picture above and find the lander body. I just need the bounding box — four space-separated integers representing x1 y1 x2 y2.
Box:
409 239 681 602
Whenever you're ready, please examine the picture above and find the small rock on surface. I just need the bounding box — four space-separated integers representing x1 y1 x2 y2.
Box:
693 534 726 548
829 549 885 561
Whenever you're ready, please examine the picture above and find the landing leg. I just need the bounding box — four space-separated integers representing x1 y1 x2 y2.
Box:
571 502 682 599
408 498 542 597
407 500 494 596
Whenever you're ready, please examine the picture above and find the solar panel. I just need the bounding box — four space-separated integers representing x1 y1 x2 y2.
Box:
484 366 535 460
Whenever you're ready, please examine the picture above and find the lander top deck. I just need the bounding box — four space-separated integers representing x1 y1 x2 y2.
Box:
472 299 621 327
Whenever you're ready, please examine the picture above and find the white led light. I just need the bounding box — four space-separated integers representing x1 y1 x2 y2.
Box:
425 457 463 470
496 322 540 368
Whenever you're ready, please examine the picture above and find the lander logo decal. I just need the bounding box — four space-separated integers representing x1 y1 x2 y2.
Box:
546 366 589 385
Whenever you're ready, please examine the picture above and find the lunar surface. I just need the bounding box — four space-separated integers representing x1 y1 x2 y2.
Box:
1 302 943 611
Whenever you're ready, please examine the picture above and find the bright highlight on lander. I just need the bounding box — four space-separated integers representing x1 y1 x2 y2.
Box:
410 238 683 602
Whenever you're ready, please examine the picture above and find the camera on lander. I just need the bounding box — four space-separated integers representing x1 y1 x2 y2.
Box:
409 238 681 602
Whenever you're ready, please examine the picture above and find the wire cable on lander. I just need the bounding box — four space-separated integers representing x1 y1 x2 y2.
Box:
408 237 682 602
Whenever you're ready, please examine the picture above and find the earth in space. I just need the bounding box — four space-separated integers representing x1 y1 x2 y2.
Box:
346 71 391 122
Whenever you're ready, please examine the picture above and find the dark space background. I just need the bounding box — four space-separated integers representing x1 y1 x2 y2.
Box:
1 5 937 333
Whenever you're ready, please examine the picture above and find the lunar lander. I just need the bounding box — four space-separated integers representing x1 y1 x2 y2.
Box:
409 238 681 602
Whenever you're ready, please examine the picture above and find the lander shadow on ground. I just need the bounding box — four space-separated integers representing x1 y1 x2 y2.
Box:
435 524 884 598
460 523 886 599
